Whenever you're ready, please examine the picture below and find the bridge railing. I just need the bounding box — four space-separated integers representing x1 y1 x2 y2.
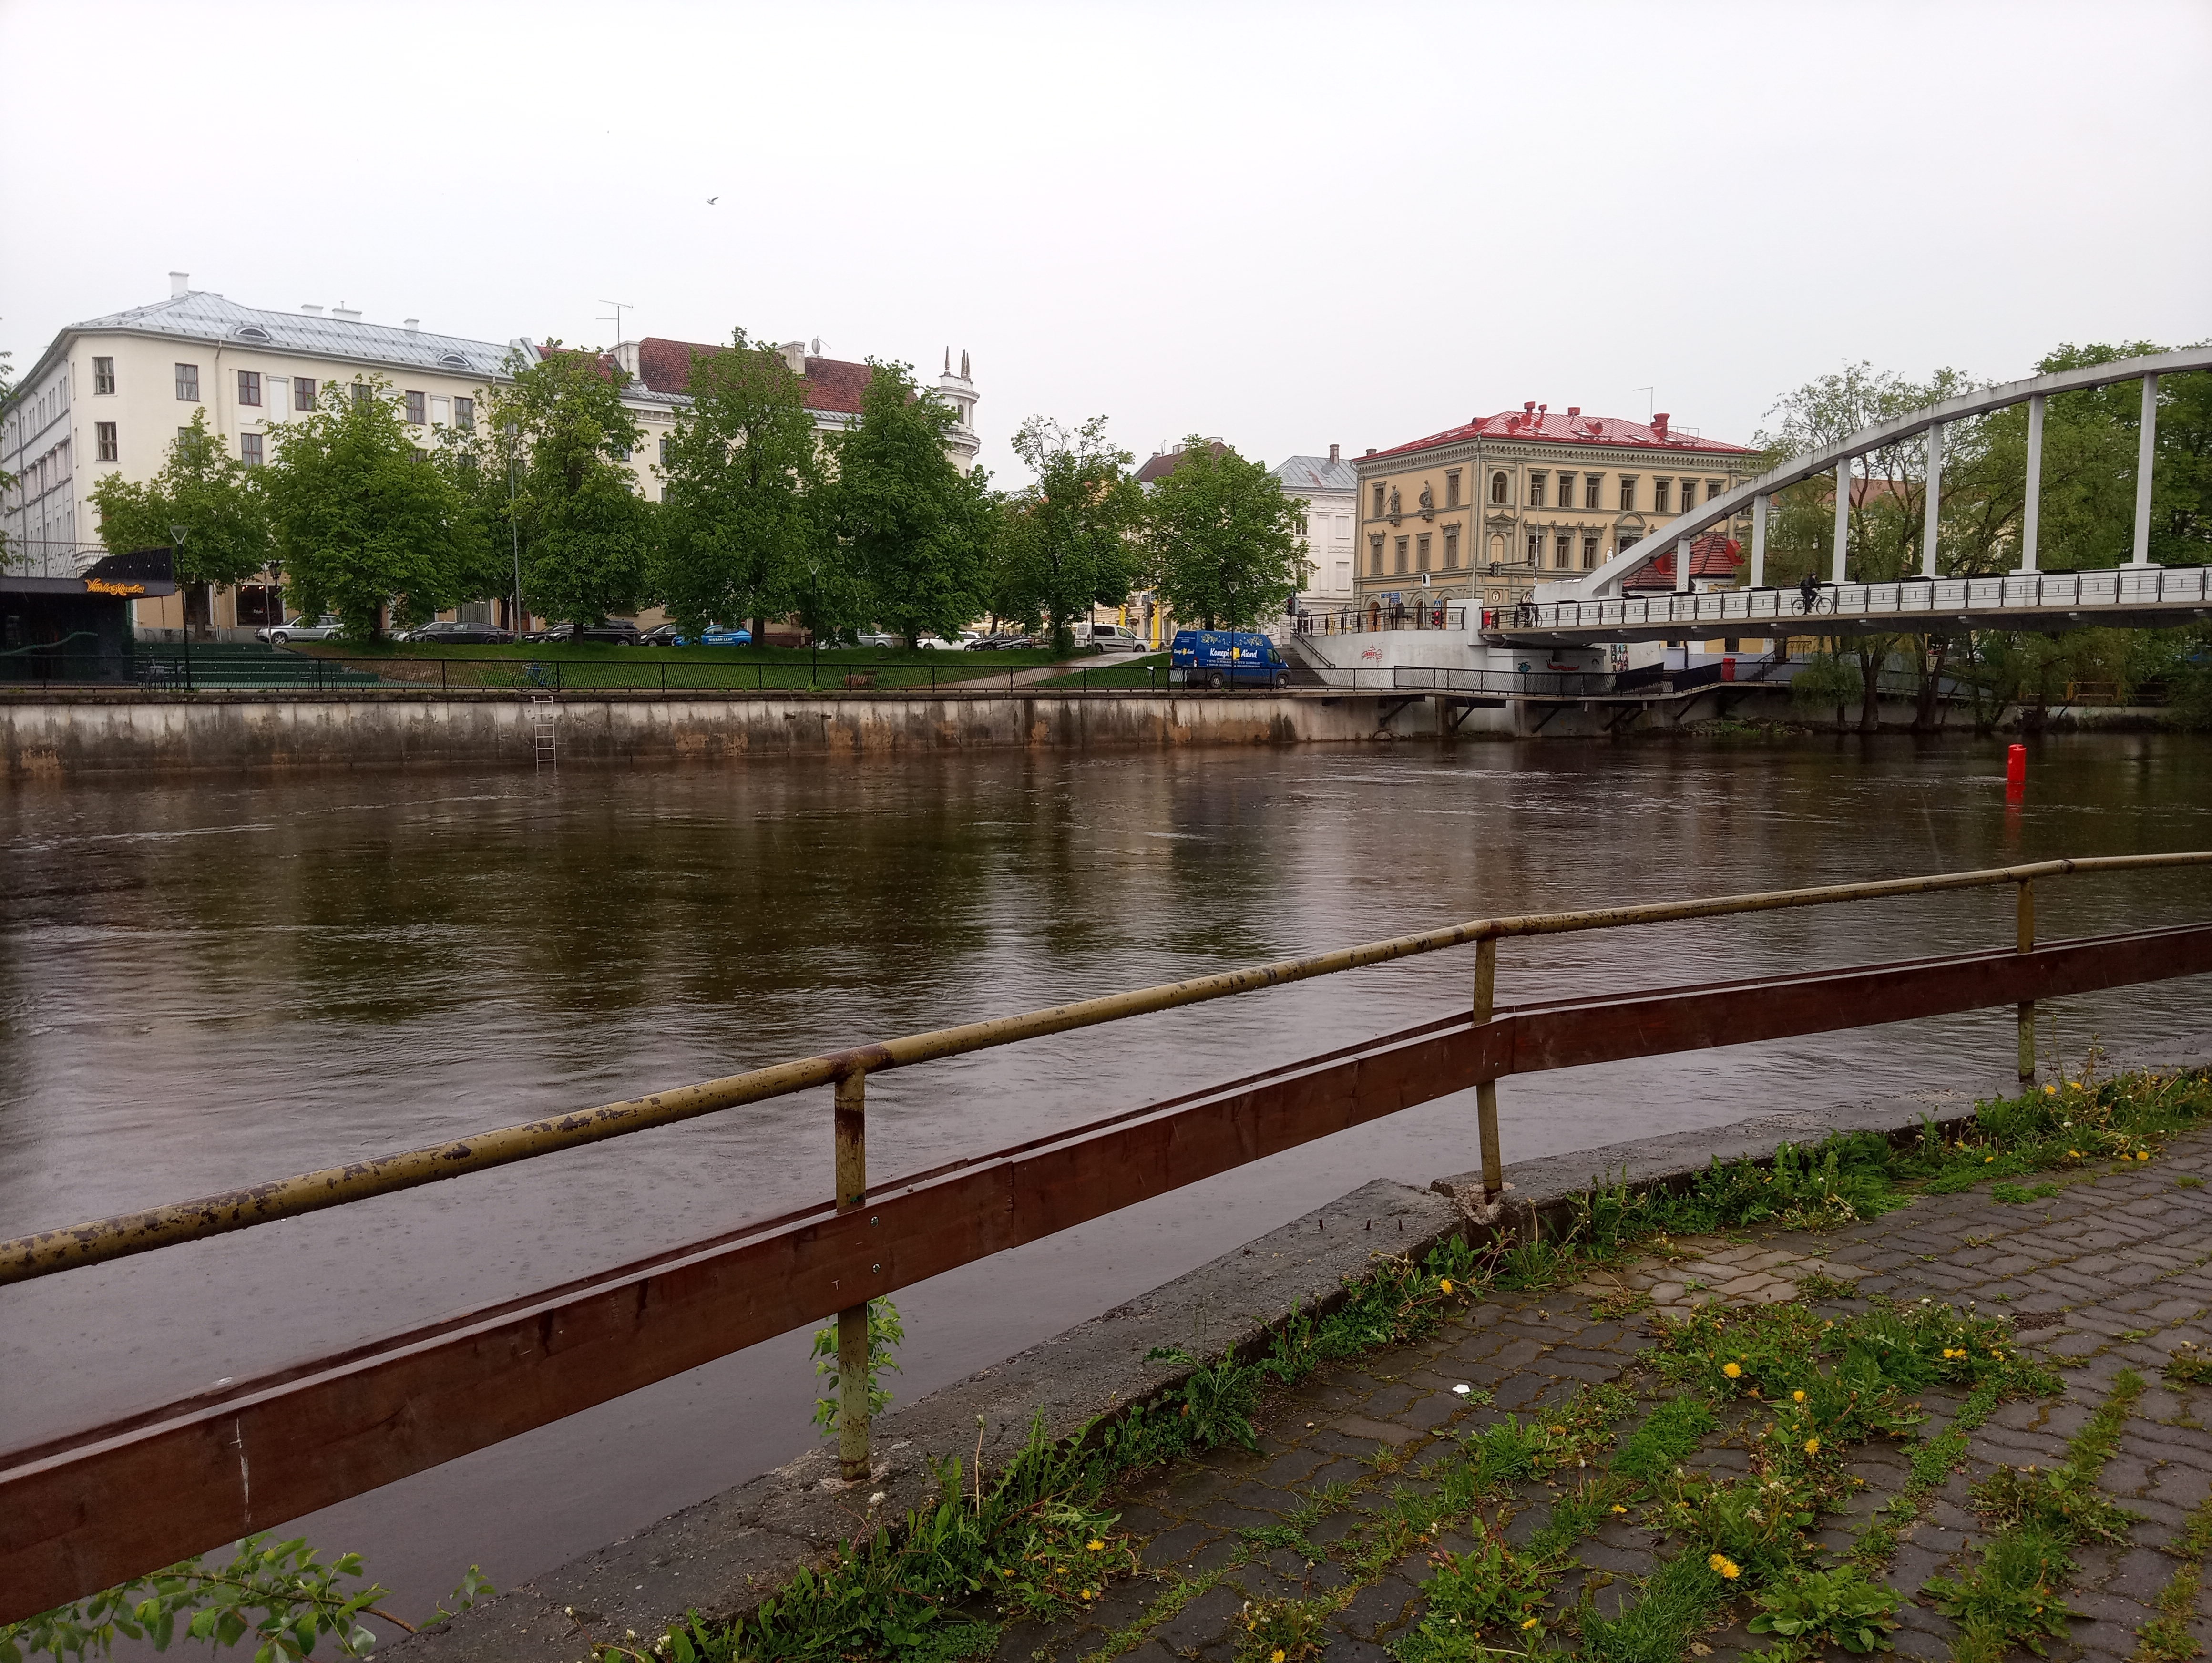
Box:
8 854 2212 1619
1492 563 2212 636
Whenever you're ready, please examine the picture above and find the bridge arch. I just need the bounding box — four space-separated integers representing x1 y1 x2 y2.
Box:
1552 345 2212 604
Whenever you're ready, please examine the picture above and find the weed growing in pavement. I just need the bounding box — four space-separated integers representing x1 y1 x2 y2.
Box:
1234 1591 1346 1663
1792 1267 1862 1301
2165 1343 2212 1387
1747 1565 1903 1654
1923 1370 2146 1663
2132 1480 2212 1662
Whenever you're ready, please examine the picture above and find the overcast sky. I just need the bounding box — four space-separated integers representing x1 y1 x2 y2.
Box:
3 0 2207 482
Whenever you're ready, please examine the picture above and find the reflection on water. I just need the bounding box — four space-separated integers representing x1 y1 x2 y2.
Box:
6 735 2212 1614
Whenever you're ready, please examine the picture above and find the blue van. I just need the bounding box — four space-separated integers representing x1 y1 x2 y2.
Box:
1169 629 1289 689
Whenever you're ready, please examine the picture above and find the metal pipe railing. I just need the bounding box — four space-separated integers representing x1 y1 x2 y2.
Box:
7 852 2204 1293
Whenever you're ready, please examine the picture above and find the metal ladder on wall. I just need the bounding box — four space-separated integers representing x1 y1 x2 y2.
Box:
530 696 557 766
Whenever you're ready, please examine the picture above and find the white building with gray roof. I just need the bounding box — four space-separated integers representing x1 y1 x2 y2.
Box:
0 273 528 632
1270 446 1359 618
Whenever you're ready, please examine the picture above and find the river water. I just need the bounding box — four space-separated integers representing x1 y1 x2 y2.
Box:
7 735 2212 1617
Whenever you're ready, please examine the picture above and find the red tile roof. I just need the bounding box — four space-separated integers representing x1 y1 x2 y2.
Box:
628 336 877 414
1136 440 1229 484
1622 532 1743 589
1369 406 1757 462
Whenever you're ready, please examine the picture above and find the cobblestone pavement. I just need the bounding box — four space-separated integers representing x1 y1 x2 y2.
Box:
997 1131 2212 1663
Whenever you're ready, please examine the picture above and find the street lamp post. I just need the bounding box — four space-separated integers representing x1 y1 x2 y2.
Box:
505 427 525 635
168 524 191 689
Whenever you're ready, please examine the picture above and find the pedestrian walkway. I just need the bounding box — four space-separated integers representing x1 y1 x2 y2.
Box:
1006 1132 2212 1663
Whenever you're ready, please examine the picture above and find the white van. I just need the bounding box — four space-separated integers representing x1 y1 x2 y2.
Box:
1078 623 1146 653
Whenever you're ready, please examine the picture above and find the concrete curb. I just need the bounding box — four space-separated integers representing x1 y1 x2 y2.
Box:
391 1038 2212 1663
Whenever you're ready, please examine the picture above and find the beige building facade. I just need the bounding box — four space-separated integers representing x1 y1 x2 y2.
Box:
1352 404 1760 618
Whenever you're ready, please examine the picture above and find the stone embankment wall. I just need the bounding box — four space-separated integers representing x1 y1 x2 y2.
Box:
0 689 1444 776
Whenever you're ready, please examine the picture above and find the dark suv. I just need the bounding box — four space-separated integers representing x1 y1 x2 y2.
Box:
403 620 514 645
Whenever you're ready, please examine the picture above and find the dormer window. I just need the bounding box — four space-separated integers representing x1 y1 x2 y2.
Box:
440 352 469 368
233 324 272 343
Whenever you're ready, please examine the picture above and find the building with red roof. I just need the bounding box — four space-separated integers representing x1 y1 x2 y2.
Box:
1349 401 1760 619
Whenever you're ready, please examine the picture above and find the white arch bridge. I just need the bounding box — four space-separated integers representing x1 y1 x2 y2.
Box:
1487 345 2212 647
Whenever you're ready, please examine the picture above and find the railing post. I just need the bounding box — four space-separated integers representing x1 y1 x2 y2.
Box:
2017 880 2036 1083
833 1069 871 1483
1472 936 1503 1201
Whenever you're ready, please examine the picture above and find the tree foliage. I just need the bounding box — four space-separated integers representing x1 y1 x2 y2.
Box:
997 417 1139 652
831 361 994 647
650 331 824 641
87 409 273 591
1139 435 1305 629
259 381 467 640
480 346 651 627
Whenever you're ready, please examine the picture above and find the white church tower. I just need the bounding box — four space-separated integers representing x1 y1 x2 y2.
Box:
938 348 980 468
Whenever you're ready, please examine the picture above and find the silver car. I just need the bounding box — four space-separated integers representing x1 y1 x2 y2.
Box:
261 615 343 645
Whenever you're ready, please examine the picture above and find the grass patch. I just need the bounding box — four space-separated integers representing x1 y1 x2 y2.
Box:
2132 1482 2212 1662
1923 1370 2146 1662
293 640 1087 692
2165 1344 2212 1387
1035 654 1170 689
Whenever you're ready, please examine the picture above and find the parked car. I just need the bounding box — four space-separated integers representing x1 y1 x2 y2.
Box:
699 625 753 647
854 631 898 649
966 632 1034 651
1169 628 1289 689
639 623 686 647
520 619 645 645
917 635 964 650
400 620 513 645
261 615 343 645
1079 623 1146 653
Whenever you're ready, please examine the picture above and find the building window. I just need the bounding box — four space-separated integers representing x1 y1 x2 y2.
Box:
1528 472 1546 507
658 435 671 465
454 395 473 432
1584 475 1600 509
1582 536 1598 569
96 421 118 461
1394 536 1409 574
1653 480 1671 513
405 390 426 425
1708 479 1725 503
1490 471 1508 504
1619 476 1636 511
1416 533 1432 572
352 382 372 405
1369 534 1384 575
1444 528 1460 569
93 358 115 395
1555 534 1571 569
296 377 318 411
240 432 264 466
174 363 199 400
1526 531 1541 564
1681 480 1698 509
1619 530 1641 552
1445 469 1461 508
1372 483 1385 518
237 370 262 407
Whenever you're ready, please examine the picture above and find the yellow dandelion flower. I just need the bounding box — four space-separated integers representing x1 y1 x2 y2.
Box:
1440 1279 1455 1294
1708 1554 1741 1580
1792 1390 1806 1403
1273 1651 1286 1662
1722 1362 1742 1378
1549 1426 1567 1435
1521 1619 1542 1632
1080 1590 1094 1602
2069 1150 2082 1159
1088 1540 1104 1551
1985 1155 1997 1163
1805 1437 1821 1455
2044 1084 2058 1096
1611 1504 1628 1514
1002 1568 1015 1578
2141 1151 2153 1161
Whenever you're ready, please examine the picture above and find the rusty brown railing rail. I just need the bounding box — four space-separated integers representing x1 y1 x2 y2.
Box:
6 852 2212 1619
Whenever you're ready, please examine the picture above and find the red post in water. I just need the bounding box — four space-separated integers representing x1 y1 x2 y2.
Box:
2006 743 2027 800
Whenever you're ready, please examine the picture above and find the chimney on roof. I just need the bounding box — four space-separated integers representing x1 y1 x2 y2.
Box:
300 304 324 316
1524 400 1536 414
1329 443 1340 464
170 271 189 297
403 318 420 334
1538 404 1547 419
778 340 807 375
332 304 362 322
1651 412 1670 439
1365 447 1375 456
1567 406 1580 418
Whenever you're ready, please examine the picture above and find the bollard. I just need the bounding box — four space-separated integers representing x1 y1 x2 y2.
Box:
2006 744 2027 801
2017 880 2036 1082
1472 937 1503 1200
833 1071 871 1482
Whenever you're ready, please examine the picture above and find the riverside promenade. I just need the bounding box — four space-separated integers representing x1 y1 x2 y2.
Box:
398 1044 2212 1663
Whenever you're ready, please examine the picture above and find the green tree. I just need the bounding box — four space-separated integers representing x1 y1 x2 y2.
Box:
87 409 274 615
429 426 527 619
1140 435 1306 629
650 331 823 642
260 379 467 641
1000 416 1139 653
831 360 994 647
483 346 651 628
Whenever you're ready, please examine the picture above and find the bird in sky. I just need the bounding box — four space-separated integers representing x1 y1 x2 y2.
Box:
707 196 719 205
